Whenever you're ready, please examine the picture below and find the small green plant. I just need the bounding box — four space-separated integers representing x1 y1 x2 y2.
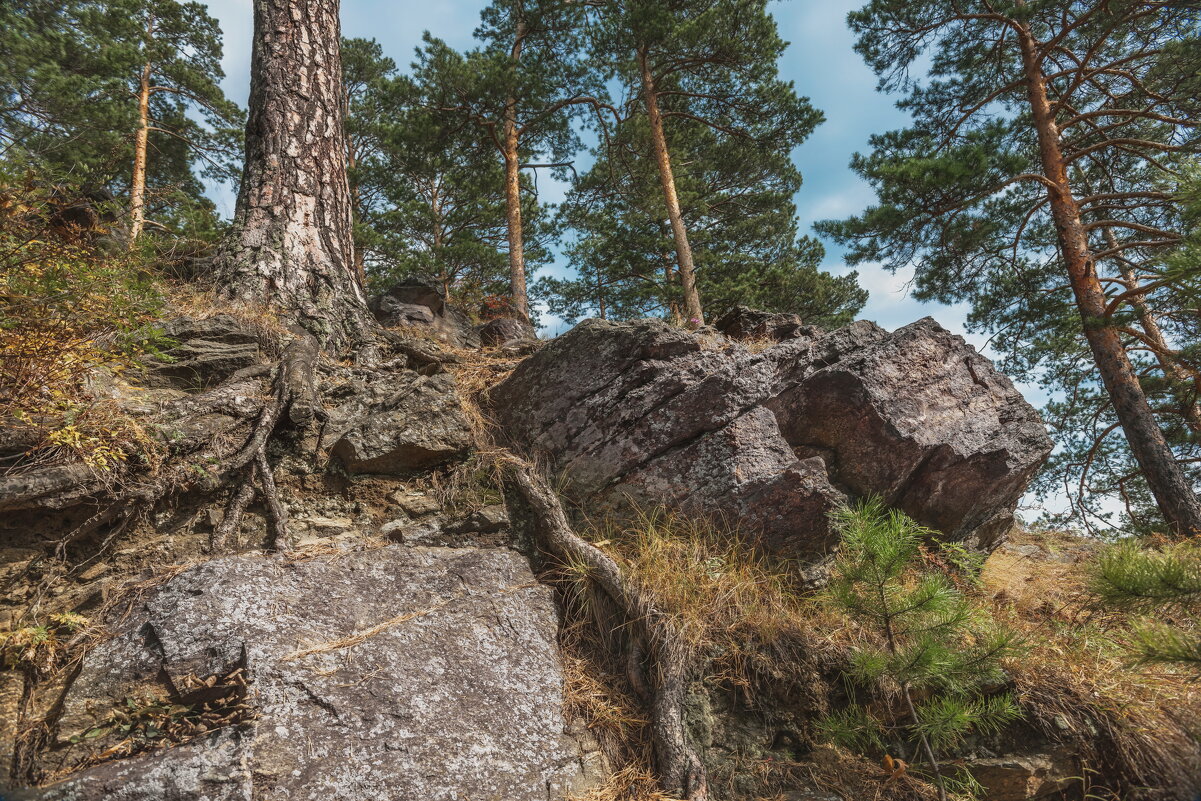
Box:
0 612 90 674
818 498 1023 801
1090 538 1201 673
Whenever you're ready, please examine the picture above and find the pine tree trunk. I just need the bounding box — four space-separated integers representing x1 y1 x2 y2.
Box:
213 0 374 352
1018 29 1201 535
638 46 703 327
502 18 529 321
502 122 528 320
128 42 153 246
1103 229 1201 438
345 133 366 287
431 180 450 294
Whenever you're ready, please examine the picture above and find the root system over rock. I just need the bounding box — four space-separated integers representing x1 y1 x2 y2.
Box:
504 460 709 801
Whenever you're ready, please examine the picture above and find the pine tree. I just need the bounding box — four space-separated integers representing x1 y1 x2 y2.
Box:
342 37 396 284
820 0 1201 536
588 0 823 326
212 0 373 352
820 499 1023 801
347 39 555 307
542 114 865 326
111 0 242 243
425 1 609 321
0 0 242 241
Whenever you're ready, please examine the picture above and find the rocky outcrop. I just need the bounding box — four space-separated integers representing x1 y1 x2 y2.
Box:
490 316 1051 556
327 371 473 475
142 315 264 389
714 305 805 342
478 317 537 347
24 546 596 801
369 277 479 349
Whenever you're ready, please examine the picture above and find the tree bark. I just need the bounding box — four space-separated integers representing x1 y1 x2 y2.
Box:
128 17 154 247
638 46 703 327
1103 229 1201 438
1018 28 1201 536
213 0 374 353
345 128 366 287
502 17 530 322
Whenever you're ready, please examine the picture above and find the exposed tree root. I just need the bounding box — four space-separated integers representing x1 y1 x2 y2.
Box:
255 448 289 550
503 460 708 801
210 465 256 552
210 334 320 552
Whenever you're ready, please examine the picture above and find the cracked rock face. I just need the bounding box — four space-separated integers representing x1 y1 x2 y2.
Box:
142 315 265 390
490 316 1051 556
27 546 593 801
328 372 474 475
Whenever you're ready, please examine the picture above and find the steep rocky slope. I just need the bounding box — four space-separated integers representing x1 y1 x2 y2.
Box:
4 299 1191 801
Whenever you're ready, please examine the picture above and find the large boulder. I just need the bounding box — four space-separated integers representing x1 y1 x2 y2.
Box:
369 277 479 349
477 317 537 347
23 546 595 801
328 371 473 475
489 316 1051 556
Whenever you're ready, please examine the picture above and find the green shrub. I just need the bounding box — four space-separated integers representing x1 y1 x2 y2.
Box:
1 181 166 470
819 498 1024 801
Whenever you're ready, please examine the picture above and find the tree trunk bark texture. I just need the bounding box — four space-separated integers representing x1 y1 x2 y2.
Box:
503 117 528 320
502 17 530 322
1017 28 1201 536
638 46 704 327
213 0 373 352
128 37 153 246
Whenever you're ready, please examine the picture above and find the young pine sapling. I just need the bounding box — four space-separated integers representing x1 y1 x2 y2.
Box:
819 499 1023 801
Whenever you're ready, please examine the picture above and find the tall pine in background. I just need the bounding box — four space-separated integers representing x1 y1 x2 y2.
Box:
342 37 396 283
343 38 550 307
0 0 242 242
421 0 609 321
821 0 1201 535
582 0 825 326
544 113 865 326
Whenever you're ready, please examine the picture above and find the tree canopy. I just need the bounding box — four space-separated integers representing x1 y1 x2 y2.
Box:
820 0 1201 534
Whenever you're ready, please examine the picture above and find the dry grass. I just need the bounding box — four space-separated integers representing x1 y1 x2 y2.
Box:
552 509 871 799
594 510 808 648
560 618 667 801
736 335 782 355
561 513 1200 800
165 283 290 354
981 528 1201 800
591 509 847 697
445 346 523 446
569 765 679 801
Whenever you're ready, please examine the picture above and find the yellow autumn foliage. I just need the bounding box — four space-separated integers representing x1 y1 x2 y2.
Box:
1 183 166 472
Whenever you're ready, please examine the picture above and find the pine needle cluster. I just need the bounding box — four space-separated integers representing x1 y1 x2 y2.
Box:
1090 539 1201 672
818 499 1024 800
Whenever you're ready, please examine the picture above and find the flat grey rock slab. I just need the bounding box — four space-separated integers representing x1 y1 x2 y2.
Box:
25 546 590 801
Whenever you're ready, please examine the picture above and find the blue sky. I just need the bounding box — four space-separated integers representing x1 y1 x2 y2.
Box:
199 0 983 344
